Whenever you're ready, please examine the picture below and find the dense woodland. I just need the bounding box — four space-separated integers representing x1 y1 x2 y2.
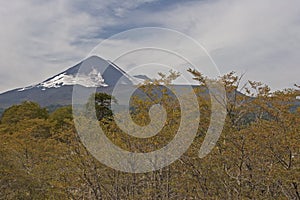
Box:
0 71 299 199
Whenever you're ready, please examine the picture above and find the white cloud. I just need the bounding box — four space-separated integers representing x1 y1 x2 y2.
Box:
0 0 98 92
123 0 300 89
0 0 156 92
0 0 299 92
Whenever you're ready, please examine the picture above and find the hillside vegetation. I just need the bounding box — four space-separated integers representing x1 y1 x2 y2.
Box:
0 71 299 199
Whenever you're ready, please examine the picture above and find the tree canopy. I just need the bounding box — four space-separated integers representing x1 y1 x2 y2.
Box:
0 75 299 199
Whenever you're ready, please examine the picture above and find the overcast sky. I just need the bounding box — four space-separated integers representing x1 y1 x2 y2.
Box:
0 0 299 93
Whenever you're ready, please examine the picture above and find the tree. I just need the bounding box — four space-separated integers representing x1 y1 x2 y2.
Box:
1 101 48 125
86 93 115 121
49 106 73 130
0 71 299 199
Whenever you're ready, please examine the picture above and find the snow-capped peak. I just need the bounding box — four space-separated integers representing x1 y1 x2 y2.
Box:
17 56 146 92
39 67 108 89
18 66 109 92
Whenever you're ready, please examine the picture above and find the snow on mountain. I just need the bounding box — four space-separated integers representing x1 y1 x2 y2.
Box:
17 56 141 92
40 68 108 88
0 55 159 108
18 68 108 91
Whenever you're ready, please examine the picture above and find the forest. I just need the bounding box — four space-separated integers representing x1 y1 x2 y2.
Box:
0 70 299 199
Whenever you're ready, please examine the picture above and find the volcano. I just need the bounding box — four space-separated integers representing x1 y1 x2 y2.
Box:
0 56 144 108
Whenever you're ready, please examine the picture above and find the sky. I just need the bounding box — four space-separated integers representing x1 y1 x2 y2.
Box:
0 0 299 93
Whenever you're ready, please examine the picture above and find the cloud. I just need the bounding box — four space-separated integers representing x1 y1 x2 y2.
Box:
0 0 157 92
0 0 299 92
92 0 300 90
123 0 300 89
0 1 96 92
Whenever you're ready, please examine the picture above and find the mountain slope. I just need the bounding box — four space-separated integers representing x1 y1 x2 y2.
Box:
0 56 139 108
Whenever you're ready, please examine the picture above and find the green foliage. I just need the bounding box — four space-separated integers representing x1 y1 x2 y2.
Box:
1 101 48 124
49 106 73 128
0 72 299 199
86 92 115 120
